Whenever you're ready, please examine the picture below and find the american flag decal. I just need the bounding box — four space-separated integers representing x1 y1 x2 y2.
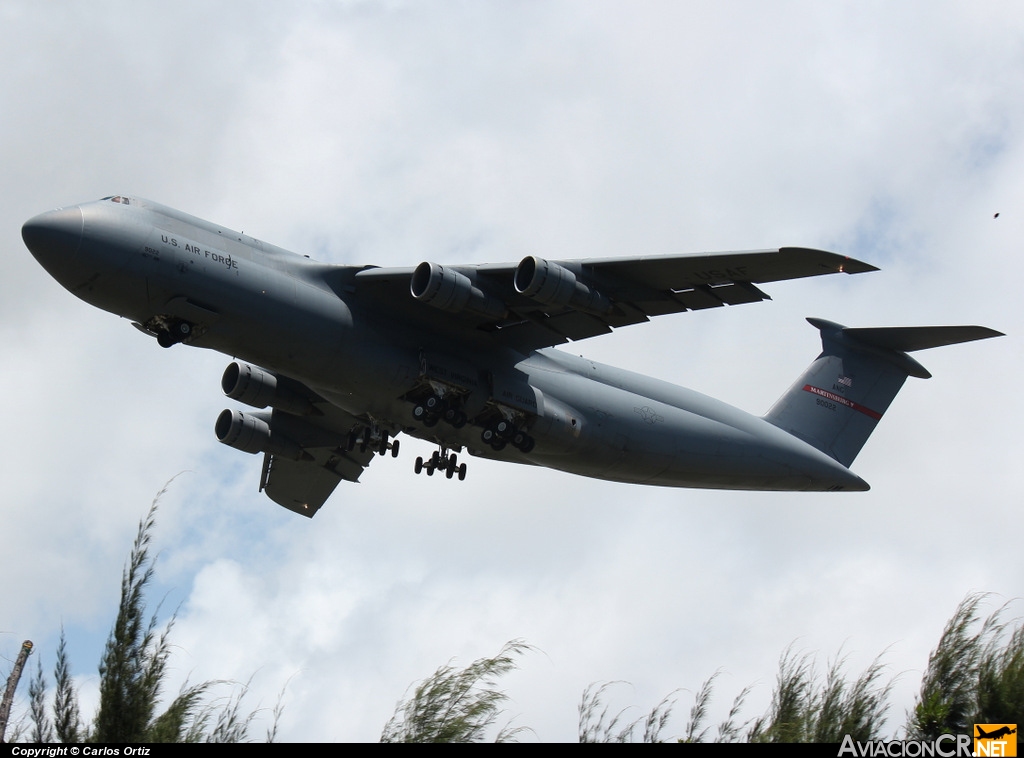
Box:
837 375 853 387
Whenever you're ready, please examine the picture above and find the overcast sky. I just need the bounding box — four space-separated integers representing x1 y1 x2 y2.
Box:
2 0 1021 743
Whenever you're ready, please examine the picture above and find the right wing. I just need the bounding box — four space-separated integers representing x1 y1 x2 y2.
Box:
347 247 877 353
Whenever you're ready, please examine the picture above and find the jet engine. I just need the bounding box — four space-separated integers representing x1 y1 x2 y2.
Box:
411 262 507 320
221 361 314 415
215 409 305 460
513 256 611 314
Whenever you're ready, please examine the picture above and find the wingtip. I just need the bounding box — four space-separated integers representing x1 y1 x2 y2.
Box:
779 247 879 275
839 256 880 274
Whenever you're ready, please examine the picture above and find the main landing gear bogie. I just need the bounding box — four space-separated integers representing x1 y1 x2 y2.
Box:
481 420 535 453
412 393 468 430
347 427 400 458
414 447 468 481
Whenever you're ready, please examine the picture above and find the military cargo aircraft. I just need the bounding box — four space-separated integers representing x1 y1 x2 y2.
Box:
22 196 1002 517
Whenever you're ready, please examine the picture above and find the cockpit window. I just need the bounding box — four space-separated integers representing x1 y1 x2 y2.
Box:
103 196 130 205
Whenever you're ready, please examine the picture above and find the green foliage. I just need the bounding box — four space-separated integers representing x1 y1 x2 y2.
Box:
745 647 892 743
380 640 533 743
387 592 1021 742
908 592 1024 738
576 650 890 743
7 491 1020 745
577 681 680 743
28 660 51 744
20 485 280 743
977 621 1024 723
53 632 82 743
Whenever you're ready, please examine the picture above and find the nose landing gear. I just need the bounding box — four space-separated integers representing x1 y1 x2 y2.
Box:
414 446 468 481
153 319 195 348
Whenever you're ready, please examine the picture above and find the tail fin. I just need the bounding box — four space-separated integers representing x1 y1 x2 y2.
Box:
764 318 1002 467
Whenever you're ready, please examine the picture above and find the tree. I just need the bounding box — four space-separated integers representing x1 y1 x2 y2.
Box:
380 640 532 742
385 592 1021 742
908 592 1024 739
17 485 280 743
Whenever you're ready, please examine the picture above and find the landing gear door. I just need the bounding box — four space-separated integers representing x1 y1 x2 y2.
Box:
419 351 489 416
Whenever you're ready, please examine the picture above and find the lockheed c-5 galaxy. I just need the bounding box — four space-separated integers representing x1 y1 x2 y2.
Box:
23 196 1002 517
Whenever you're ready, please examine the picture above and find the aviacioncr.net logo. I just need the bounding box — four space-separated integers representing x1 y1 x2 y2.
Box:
974 724 1017 757
838 734 972 757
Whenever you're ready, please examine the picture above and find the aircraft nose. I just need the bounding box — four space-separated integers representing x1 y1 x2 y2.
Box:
22 206 85 267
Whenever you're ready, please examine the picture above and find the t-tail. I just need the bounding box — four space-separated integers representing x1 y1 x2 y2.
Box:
764 318 1003 468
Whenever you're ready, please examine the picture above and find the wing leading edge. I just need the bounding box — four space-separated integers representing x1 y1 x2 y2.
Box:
350 247 876 352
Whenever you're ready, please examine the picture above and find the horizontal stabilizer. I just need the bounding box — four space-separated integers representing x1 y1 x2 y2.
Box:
837 323 1004 358
765 319 1003 467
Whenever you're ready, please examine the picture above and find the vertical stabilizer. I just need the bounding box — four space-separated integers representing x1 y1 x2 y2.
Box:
763 318 1002 467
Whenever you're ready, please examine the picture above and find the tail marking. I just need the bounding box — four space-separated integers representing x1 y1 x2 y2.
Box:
802 384 883 420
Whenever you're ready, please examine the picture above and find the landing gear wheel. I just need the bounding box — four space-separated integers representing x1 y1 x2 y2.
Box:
512 432 535 453
458 463 467 481
414 456 424 474
391 439 401 458
442 408 468 428
177 321 192 338
157 331 175 348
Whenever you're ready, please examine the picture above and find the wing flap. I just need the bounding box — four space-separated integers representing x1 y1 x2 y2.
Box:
261 452 342 518
666 287 726 311
540 310 613 341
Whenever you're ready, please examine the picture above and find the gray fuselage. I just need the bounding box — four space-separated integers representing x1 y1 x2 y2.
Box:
24 197 868 493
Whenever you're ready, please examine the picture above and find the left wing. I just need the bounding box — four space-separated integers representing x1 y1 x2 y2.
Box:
258 405 379 518
218 366 390 517
347 247 876 353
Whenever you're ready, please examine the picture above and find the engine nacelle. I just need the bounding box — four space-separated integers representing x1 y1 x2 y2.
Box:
514 256 611 314
411 262 507 320
221 361 314 415
215 409 304 460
